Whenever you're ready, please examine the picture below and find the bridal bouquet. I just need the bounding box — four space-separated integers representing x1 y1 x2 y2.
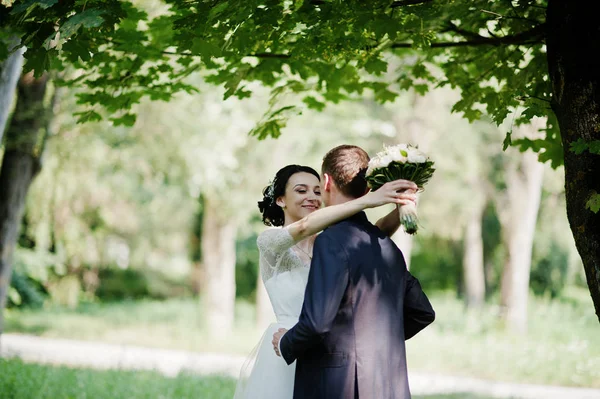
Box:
366 144 435 234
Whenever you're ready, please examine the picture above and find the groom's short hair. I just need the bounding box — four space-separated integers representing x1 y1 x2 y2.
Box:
322 145 370 198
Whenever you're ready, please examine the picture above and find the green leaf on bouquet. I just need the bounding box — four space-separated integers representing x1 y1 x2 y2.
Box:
366 161 435 191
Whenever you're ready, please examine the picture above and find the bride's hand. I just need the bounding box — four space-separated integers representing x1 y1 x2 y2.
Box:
364 180 418 208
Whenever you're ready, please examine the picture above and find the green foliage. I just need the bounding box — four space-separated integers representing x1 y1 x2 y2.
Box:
1 0 560 164
6 292 600 388
367 161 435 190
586 191 600 214
0 358 501 399
570 139 600 155
235 233 259 300
407 290 600 388
8 270 47 308
9 246 63 308
530 246 569 298
1 0 197 123
95 268 191 302
0 358 236 399
410 236 462 292
95 268 150 301
4 297 260 354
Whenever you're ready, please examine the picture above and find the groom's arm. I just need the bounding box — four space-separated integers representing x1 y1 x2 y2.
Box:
404 271 435 340
279 231 349 365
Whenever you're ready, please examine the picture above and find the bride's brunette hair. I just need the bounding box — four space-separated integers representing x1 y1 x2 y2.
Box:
258 165 320 227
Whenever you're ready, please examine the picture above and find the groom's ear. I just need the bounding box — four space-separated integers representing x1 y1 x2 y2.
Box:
323 173 333 191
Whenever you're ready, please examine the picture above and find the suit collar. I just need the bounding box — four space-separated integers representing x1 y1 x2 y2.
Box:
348 211 369 224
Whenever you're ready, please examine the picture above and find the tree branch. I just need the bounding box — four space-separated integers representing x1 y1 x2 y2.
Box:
390 0 433 7
251 52 291 59
310 0 432 8
161 50 290 59
391 24 545 49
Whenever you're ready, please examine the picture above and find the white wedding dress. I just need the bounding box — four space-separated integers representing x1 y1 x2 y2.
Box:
233 227 310 399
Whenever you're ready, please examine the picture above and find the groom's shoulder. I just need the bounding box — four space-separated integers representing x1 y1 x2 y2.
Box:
320 217 370 240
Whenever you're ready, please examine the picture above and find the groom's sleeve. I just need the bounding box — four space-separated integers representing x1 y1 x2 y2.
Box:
280 231 349 365
403 271 435 340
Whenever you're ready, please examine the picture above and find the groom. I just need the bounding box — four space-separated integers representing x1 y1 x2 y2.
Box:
272 144 435 399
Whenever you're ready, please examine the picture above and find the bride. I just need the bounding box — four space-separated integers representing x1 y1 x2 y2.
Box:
233 164 417 399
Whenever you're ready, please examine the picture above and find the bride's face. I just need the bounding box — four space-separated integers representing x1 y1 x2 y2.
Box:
277 172 322 222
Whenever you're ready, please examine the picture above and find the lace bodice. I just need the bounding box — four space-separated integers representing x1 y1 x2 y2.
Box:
257 228 311 326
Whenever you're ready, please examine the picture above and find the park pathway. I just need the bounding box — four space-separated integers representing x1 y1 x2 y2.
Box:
2 333 600 399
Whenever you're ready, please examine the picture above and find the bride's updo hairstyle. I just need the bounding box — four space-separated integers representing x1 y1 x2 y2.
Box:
258 164 320 227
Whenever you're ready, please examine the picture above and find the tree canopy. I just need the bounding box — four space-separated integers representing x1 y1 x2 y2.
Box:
1 1 556 154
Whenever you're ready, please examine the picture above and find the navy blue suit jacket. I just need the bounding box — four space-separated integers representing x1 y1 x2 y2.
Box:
280 212 435 399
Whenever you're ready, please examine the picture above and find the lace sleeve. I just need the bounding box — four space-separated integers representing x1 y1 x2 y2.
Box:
257 228 296 281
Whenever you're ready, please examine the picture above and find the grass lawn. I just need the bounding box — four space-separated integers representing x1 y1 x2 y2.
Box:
5 288 600 388
0 358 505 399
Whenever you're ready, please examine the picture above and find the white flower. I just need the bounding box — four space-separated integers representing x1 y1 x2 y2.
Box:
386 146 408 163
407 148 427 164
378 154 394 168
368 155 382 169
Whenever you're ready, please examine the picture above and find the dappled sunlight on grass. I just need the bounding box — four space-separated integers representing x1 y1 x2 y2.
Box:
5 298 263 354
0 358 503 399
406 291 600 388
6 290 599 388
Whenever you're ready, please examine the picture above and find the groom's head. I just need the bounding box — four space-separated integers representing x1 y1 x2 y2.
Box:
321 145 370 206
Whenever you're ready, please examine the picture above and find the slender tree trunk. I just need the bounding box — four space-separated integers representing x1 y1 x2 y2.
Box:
547 0 600 322
201 196 237 337
0 40 24 143
463 195 486 308
0 72 49 345
498 122 545 333
392 230 413 270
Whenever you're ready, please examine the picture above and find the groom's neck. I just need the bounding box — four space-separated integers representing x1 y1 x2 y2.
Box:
327 191 358 207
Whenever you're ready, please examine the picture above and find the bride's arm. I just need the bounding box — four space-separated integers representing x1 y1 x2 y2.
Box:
375 207 402 237
375 189 419 237
286 180 417 242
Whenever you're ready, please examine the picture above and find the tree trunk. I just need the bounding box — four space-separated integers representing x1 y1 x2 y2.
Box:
0 40 24 144
463 195 486 308
392 230 413 270
498 122 545 333
0 72 49 343
200 196 237 337
547 0 600 322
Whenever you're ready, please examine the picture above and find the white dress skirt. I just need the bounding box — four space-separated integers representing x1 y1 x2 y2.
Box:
233 227 311 399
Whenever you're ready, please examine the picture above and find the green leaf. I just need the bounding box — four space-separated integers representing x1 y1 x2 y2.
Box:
50 9 105 49
570 138 588 155
208 1 229 21
503 131 512 151
249 119 284 140
223 66 251 99
61 39 92 62
10 0 58 15
364 57 387 75
191 38 222 59
74 110 103 124
110 113 137 127
24 48 58 77
249 105 300 140
589 140 600 155
303 96 326 111
586 191 600 213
